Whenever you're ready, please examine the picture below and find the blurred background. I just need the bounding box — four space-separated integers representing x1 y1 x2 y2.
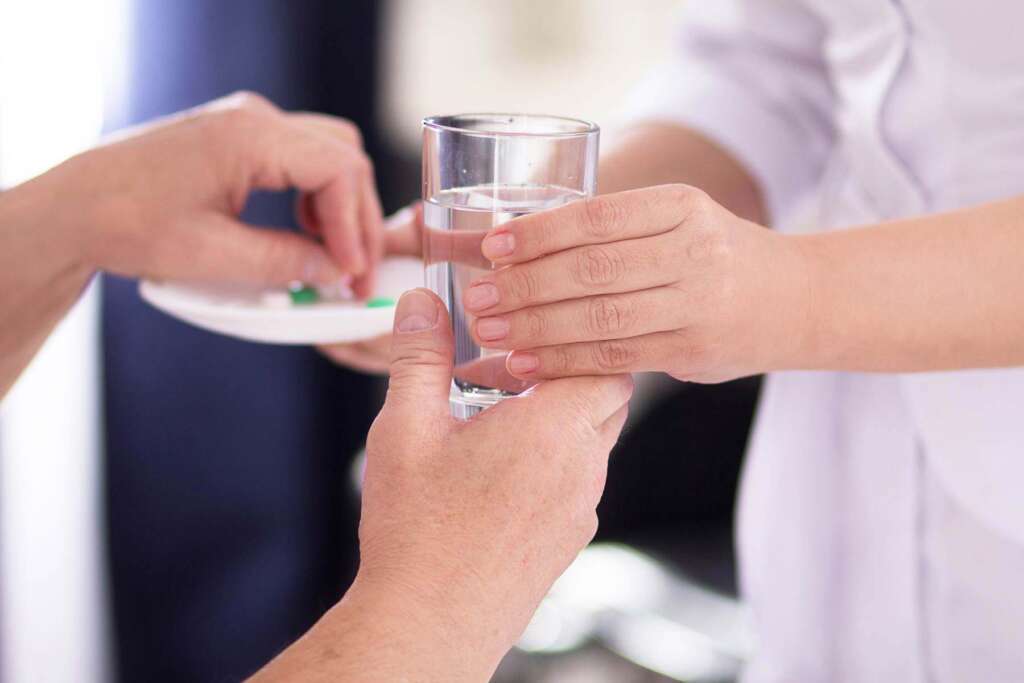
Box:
0 1 760 681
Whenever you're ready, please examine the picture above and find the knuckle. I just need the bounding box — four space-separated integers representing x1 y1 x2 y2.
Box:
341 152 373 182
586 296 632 336
506 267 539 302
337 119 364 147
580 196 625 238
573 246 625 287
668 184 712 229
230 90 274 112
591 340 637 371
663 182 701 206
212 96 274 133
524 309 548 338
388 346 450 382
553 345 577 375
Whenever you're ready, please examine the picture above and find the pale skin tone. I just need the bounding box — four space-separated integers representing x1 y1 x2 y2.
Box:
0 91 384 397
471 124 1024 381
328 121 1024 381
0 93 632 681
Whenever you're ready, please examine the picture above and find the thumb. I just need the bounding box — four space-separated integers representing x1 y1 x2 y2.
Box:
384 288 454 418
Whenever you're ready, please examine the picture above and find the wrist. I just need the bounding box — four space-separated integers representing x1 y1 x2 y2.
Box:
254 573 505 683
2 155 99 280
342 571 508 680
779 232 834 371
0 171 97 396
0 169 96 292
50 149 124 274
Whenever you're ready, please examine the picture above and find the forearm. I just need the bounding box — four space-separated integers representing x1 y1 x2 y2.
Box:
599 122 767 224
798 196 1024 373
0 169 94 398
249 577 504 683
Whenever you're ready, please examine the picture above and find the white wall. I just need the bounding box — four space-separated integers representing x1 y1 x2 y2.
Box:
0 1 127 680
381 0 683 151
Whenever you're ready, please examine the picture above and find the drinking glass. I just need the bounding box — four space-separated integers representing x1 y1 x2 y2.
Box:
422 113 599 415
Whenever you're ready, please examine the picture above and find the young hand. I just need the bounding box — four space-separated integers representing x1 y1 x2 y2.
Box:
464 185 813 383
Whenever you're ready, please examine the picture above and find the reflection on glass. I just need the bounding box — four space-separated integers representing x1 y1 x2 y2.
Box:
424 185 584 406
422 114 599 412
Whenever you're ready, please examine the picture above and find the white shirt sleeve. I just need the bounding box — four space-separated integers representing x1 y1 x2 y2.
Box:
623 1 836 226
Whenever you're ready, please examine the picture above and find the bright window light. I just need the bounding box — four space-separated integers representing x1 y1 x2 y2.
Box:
0 1 128 682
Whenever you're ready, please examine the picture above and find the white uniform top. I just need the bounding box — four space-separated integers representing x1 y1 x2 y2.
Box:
627 2 1024 680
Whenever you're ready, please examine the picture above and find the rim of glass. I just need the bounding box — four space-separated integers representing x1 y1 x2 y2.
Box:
423 113 599 139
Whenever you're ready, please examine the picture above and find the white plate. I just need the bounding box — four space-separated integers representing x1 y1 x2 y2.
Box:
139 257 424 345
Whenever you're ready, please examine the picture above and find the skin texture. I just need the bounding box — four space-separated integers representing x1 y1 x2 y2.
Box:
0 95 633 680
0 91 382 396
250 289 632 682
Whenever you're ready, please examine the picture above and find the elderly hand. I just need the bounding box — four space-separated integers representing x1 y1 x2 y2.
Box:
253 288 632 681
359 288 631 669
462 184 813 383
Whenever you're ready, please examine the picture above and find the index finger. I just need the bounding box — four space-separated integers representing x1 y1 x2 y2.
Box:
291 112 384 295
480 184 696 265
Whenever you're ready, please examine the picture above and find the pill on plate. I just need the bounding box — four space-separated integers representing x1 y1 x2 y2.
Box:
288 283 320 305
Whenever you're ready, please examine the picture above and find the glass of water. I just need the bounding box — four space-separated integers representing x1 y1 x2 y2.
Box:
423 114 599 414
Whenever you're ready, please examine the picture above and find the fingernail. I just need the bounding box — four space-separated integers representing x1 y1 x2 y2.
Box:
476 317 510 342
481 232 515 260
395 289 439 333
464 283 499 311
304 252 344 284
508 352 539 375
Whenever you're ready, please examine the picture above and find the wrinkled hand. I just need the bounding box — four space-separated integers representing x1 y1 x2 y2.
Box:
461 184 812 383
353 288 632 678
59 91 383 295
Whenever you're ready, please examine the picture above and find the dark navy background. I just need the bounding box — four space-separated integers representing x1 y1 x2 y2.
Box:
103 2 385 680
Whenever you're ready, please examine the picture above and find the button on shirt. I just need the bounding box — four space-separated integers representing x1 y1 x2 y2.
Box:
627 2 1024 681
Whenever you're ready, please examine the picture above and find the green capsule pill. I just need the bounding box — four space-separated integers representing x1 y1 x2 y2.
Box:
289 285 319 305
365 297 395 308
